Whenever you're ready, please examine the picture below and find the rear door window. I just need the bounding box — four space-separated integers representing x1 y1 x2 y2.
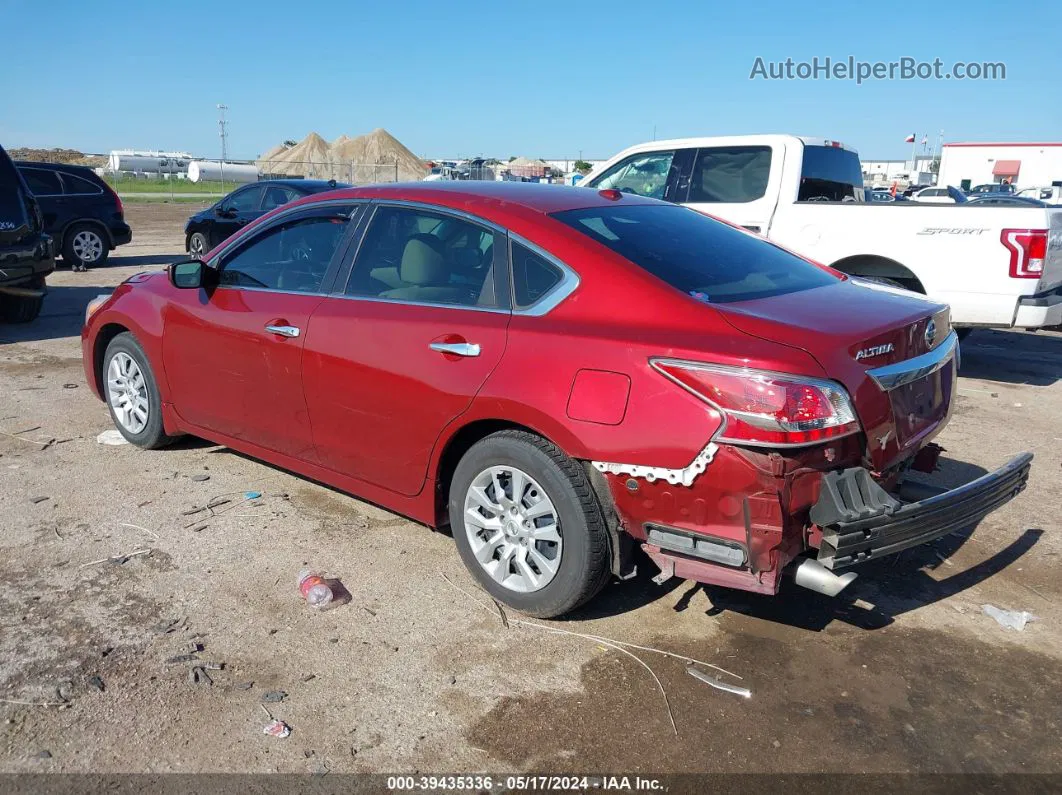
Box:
798 146 865 202
20 168 63 196
261 185 301 211
687 146 771 203
61 173 104 195
345 205 500 308
552 204 838 303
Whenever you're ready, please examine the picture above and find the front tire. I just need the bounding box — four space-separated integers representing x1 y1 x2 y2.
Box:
102 333 177 449
0 277 45 323
449 430 611 618
188 232 208 259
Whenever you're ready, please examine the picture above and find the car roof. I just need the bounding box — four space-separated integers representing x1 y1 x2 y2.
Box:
15 160 97 176
311 180 659 216
252 179 346 191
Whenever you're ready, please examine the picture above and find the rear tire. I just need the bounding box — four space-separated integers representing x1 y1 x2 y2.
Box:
63 224 109 268
449 430 611 618
0 276 45 323
102 332 178 449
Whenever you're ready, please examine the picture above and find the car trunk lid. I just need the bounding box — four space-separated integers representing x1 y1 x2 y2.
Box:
717 278 955 470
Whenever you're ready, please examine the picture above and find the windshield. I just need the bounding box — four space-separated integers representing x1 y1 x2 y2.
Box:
799 146 865 202
552 204 840 303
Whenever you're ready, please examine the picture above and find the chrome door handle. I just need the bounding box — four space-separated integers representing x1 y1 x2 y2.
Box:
265 324 301 338
429 342 480 357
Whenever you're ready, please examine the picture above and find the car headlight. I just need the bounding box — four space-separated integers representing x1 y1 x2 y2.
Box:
85 294 111 324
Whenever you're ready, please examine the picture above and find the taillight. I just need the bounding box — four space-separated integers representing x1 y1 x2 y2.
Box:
1001 228 1047 279
106 183 124 216
651 359 860 447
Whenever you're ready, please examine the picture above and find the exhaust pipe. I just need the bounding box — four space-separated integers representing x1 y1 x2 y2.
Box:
789 558 858 597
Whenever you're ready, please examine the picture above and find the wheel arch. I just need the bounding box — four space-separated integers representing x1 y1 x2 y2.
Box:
59 218 114 253
829 254 926 294
430 416 628 579
90 322 131 396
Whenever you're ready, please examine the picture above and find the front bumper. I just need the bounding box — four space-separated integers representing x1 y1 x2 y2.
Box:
1014 286 1062 328
810 453 1033 569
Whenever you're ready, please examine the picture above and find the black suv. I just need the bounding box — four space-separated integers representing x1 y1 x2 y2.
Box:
0 144 54 322
184 179 347 257
15 161 131 269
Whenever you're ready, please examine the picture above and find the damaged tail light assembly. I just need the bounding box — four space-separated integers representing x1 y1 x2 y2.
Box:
650 359 861 446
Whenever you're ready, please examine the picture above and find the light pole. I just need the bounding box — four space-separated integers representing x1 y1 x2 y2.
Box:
217 103 228 188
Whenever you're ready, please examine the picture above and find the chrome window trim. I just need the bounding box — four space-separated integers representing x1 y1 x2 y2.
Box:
213 285 331 298
865 330 959 391
205 198 363 268
507 232 580 317
328 291 510 315
366 199 508 235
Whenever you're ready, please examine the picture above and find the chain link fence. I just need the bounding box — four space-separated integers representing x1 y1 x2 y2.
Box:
95 156 406 201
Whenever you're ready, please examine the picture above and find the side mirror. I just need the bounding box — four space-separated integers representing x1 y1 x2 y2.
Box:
169 259 216 289
215 206 236 218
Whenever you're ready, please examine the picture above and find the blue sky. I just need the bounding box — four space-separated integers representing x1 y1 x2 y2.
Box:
2 0 1059 161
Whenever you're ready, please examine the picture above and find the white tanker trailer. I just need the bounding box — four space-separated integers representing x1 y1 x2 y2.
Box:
186 161 259 184
107 150 192 173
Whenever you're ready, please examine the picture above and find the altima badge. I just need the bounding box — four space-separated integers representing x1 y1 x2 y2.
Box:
855 343 894 360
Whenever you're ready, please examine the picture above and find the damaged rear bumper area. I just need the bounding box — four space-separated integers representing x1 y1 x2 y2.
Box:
809 452 1033 570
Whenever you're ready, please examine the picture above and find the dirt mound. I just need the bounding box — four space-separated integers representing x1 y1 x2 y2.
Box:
256 129 426 183
8 147 106 169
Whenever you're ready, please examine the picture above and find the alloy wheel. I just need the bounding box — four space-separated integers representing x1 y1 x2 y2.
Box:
107 352 149 434
189 235 205 258
463 466 562 593
72 230 104 263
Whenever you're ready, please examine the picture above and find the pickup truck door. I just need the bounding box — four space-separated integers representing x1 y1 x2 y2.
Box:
583 148 693 203
681 145 783 235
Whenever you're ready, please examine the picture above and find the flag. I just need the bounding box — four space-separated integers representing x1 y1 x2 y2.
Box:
920 135 928 146
904 134 916 143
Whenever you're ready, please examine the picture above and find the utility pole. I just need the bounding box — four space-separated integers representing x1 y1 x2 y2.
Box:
217 103 229 162
217 103 228 187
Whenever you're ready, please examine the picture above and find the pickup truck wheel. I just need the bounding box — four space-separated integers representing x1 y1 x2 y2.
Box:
449 430 611 618
103 333 177 449
63 224 109 268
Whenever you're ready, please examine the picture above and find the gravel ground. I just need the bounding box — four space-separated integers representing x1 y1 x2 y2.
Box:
1 202 1060 777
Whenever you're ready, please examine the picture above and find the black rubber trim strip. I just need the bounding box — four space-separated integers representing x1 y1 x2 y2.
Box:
816 453 1033 569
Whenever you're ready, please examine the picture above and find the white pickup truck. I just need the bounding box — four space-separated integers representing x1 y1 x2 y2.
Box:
580 135 1062 332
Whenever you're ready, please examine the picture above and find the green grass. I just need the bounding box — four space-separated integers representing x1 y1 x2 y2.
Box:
107 178 238 195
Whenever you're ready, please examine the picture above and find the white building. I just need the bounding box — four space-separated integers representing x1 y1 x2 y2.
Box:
861 156 936 185
937 142 1062 190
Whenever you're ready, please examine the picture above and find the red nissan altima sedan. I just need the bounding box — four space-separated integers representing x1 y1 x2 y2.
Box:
82 182 1032 617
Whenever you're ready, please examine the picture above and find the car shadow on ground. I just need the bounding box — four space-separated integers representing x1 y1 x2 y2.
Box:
960 328 1062 386
0 285 112 344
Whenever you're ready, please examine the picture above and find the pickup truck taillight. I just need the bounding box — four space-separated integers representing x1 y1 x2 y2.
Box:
1001 228 1047 279
651 359 860 446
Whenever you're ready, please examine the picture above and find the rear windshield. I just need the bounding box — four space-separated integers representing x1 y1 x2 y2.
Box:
799 145 864 202
0 147 30 236
552 204 839 303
